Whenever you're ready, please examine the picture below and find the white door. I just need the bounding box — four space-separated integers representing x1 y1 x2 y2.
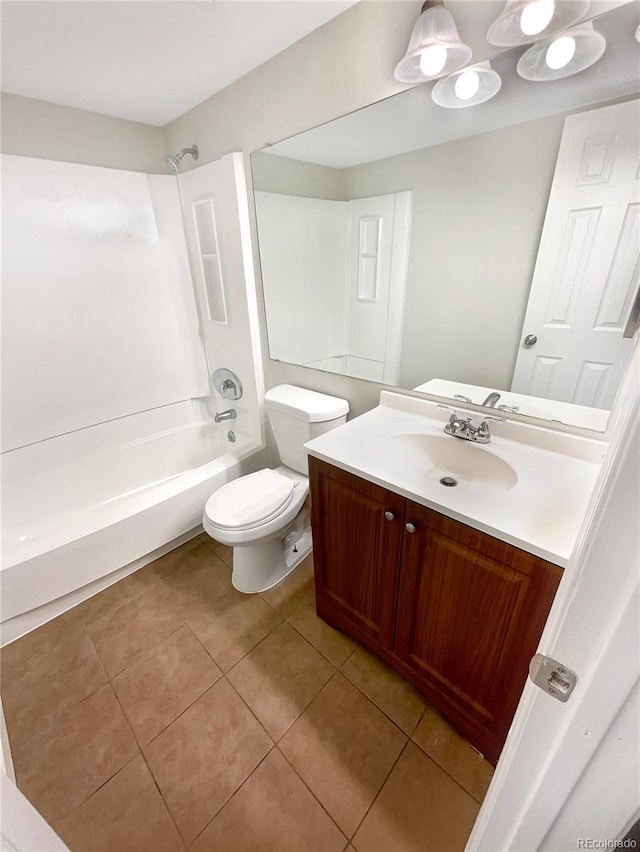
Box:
511 99 640 409
468 338 640 850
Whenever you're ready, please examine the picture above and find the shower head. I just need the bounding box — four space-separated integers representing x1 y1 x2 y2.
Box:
164 144 199 174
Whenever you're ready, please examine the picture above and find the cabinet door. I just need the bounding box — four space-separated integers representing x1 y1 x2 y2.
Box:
309 457 405 649
395 502 561 760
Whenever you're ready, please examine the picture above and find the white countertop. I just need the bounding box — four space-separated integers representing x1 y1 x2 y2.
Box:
305 391 607 567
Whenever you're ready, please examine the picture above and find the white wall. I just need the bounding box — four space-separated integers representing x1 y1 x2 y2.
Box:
252 151 347 201
255 192 349 365
343 113 564 391
1 154 208 452
0 93 167 174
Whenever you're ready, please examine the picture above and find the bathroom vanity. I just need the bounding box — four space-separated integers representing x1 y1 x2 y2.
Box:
305 391 605 763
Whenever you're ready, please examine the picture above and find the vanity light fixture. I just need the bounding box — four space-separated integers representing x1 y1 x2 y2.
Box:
487 0 590 47
394 0 472 83
517 21 606 81
432 61 502 109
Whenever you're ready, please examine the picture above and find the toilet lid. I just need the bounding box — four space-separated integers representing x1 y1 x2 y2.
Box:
205 468 297 530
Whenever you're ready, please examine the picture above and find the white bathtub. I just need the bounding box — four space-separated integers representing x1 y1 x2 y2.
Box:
0 415 265 644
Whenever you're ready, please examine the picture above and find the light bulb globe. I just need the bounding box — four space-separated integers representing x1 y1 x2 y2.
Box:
520 0 555 36
545 35 576 69
454 70 480 100
419 44 448 76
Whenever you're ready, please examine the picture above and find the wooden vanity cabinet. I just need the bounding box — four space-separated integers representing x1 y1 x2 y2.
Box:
309 457 562 764
309 458 405 648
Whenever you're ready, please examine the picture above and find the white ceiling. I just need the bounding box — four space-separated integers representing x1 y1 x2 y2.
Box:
266 1 640 168
0 0 358 126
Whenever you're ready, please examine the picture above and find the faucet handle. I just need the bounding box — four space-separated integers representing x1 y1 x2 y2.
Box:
497 404 520 412
481 414 506 423
437 404 466 425
453 394 472 403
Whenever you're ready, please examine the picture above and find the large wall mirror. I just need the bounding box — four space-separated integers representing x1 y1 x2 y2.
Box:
251 2 639 430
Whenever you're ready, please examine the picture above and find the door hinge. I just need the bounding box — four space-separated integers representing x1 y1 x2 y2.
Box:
529 653 577 703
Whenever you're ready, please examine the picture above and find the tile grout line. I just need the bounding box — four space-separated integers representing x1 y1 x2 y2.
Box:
186 743 277 849
348 738 411 843
408 728 493 806
51 751 143 834
184 603 285 677
137 744 187 849
275 743 349 846
285 612 356 669
106 622 188 683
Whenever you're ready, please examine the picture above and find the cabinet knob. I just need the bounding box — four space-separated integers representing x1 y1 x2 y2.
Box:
405 522 417 534
384 511 395 521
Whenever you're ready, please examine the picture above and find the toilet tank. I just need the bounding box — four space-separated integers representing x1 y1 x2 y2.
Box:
265 385 349 475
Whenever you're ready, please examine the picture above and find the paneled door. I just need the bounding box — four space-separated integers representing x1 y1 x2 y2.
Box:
309 457 405 649
511 99 639 409
394 502 561 760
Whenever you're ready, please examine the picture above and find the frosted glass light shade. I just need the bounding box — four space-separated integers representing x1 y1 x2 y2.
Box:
487 0 590 46
394 1 472 83
517 21 606 80
432 61 502 109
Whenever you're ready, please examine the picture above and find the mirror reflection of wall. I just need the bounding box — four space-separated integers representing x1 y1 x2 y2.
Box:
254 187 412 383
251 2 640 430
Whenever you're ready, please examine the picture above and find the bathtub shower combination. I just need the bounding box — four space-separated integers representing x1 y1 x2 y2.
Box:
0 151 266 645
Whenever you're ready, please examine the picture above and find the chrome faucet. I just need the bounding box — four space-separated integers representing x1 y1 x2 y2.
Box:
482 391 501 408
438 405 505 444
214 408 236 423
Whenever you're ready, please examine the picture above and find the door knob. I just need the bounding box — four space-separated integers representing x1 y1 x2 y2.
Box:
405 522 417 534
384 511 395 521
523 334 537 347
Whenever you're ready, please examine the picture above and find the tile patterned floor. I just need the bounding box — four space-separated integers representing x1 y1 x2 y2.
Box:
1 534 494 851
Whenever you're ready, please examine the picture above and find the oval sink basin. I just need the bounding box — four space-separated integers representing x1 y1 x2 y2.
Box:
380 432 518 494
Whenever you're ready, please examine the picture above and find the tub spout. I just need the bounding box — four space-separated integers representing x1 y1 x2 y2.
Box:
482 392 501 408
215 408 236 423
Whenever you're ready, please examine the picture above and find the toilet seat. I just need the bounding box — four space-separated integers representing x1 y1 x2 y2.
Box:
204 468 298 531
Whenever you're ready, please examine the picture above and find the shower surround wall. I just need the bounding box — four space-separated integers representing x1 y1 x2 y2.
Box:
0 152 265 644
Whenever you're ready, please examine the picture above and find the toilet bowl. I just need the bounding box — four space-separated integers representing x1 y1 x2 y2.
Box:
203 467 310 593
203 385 349 593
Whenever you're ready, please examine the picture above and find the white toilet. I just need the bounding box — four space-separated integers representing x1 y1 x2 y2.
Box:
203 385 349 593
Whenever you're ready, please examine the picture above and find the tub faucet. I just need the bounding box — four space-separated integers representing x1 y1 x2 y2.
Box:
215 408 236 423
482 391 501 408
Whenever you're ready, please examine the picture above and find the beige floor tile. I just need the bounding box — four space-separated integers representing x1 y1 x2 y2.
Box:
342 646 425 735
1 611 107 747
352 742 479 852
53 755 184 852
72 539 203 628
191 748 346 852
158 544 234 619
213 542 233 568
143 536 204 580
288 596 357 667
144 679 272 844
188 588 282 672
227 623 334 740
412 707 494 802
13 684 138 823
87 585 184 678
260 555 315 619
279 673 406 838
113 626 222 745
71 580 131 627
